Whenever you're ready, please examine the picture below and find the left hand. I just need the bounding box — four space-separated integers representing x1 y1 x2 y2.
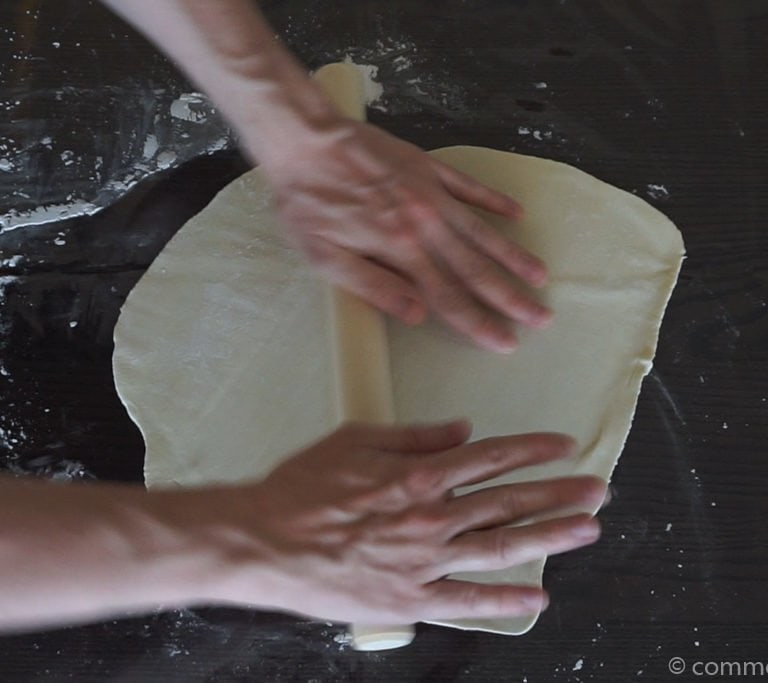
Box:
264 119 552 353
186 421 604 624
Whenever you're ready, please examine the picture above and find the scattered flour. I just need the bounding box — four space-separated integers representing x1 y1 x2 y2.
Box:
341 57 384 107
646 184 670 200
518 126 553 141
332 631 353 648
392 54 413 72
0 254 22 269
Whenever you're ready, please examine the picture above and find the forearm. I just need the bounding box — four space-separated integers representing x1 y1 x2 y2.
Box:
102 0 338 170
0 476 238 632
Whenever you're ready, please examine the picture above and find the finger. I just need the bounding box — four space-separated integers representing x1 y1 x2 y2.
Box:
342 419 472 453
418 579 548 620
440 513 600 575
447 200 549 289
418 215 551 329
434 432 576 491
420 265 520 353
443 476 607 537
431 159 523 219
303 237 426 325
393 210 520 352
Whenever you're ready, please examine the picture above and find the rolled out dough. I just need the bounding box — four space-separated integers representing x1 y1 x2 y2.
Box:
113 146 684 635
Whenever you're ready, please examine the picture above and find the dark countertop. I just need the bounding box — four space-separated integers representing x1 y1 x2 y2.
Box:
1 1 767 681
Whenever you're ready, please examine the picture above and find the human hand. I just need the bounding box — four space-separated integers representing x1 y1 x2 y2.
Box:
195 421 605 623
265 120 552 353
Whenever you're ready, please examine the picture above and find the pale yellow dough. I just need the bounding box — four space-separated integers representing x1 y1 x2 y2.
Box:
113 146 684 635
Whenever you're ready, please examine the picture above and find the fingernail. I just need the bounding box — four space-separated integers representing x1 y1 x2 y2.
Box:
486 333 518 354
573 520 600 540
509 201 524 219
531 306 554 329
527 262 548 288
524 591 548 611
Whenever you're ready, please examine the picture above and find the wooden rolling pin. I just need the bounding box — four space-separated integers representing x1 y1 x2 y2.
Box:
313 63 416 651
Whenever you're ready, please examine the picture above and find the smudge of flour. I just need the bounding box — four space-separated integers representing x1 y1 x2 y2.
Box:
0 200 100 232
169 92 210 123
1 85 234 233
143 133 159 159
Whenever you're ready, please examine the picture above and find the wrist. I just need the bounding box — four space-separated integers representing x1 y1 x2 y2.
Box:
0 479 239 629
139 485 278 610
78 485 222 611
231 76 344 173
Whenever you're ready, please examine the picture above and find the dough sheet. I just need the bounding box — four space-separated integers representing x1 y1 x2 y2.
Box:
113 145 684 634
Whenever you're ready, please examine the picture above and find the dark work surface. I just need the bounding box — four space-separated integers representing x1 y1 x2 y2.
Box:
1 0 767 681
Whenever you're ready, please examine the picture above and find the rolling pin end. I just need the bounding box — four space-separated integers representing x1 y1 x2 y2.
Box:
350 623 416 651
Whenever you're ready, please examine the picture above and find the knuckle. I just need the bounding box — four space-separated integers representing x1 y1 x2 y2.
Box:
406 197 441 225
460 582 489 611
492 528 514 565
406 506 446 535
387 222 420 249
478 438 510 465
403 466 446 500
498 490 524 521
398 425 425 451
403 546 440 576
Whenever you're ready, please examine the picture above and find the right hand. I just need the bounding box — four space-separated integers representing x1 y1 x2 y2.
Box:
266 118 552 353
191 421 606 623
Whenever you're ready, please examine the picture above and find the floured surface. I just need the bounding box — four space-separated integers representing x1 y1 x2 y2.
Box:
113 146 684 635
